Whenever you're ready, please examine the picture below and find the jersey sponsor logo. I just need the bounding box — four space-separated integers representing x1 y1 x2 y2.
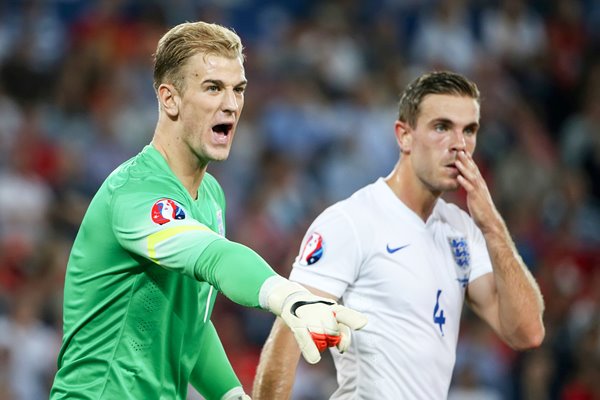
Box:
386 243 409 254
298 232 324 266
151 199 186 225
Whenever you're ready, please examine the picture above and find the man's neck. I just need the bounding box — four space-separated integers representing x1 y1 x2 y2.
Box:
384 162 440 222
151 134 208 200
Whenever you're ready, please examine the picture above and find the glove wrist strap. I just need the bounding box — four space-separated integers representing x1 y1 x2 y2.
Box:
220 386 250 400
258 275 307 315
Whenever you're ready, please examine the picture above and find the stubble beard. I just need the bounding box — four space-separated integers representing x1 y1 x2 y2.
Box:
421 173 460 196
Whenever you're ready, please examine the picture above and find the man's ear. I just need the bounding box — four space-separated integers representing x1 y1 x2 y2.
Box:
395 120 412 154
158 83 180 117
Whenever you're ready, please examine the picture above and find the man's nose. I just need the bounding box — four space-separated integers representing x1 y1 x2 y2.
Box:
451 130 467 152
221 89 240 113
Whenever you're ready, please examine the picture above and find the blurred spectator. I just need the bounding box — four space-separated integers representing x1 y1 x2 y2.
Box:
545 0 588 128
560 321 600 399
481 0 549 110
410 0 480 74
453 314 513 398
0 340 13 399
560 64 600 203
448 365 503 400
518 347 556 400
0 86 23 164
0 287 60 400
481 0 547 72
0 112 54 245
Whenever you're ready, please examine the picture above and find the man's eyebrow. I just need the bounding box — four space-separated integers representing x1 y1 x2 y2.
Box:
201 79 248 87
430 118 480 130
464 122 480 131
430 117 454 125
202 79 224 87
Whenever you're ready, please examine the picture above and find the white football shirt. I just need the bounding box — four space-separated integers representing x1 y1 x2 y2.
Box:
290 178 493 399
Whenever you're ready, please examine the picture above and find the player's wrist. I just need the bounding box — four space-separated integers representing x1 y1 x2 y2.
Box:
220 386 250 400
259 275 314 316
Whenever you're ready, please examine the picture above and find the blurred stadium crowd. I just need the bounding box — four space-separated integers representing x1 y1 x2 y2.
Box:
0 0 598 399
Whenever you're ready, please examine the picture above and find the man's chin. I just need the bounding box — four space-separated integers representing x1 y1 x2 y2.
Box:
194 149 231 165
439 180 460 193
207 148 232 162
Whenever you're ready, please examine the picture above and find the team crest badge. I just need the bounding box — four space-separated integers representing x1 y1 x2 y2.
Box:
298 232 324 266
448 236 470 287
448 237 470 269
151 199 186 225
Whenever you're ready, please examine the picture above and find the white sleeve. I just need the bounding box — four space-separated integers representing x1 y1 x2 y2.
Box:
441 200 493 284
466 216 493 283
289 205 362 298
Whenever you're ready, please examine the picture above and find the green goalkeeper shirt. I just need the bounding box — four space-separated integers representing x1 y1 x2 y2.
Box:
51 145 275 400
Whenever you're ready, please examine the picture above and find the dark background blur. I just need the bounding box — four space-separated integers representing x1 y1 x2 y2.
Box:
0 0 598 399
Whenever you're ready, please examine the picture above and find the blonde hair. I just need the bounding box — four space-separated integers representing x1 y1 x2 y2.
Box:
153 21 244 93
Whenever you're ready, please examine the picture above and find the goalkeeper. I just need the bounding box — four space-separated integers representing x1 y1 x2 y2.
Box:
49 21 366 400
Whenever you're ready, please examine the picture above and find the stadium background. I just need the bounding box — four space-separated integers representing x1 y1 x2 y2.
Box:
0 0 598 399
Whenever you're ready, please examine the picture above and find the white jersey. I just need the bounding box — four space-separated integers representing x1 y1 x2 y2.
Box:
290 178 493 399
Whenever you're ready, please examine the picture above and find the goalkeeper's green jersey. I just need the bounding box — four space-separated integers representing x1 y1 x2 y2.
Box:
51 145 275 400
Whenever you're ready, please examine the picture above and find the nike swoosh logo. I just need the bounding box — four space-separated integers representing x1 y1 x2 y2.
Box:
386 244 409 254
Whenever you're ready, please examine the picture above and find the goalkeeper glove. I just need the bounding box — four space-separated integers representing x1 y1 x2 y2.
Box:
260 276 367 364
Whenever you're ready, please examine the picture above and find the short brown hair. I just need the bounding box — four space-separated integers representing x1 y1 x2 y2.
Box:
153 21 244 93
398 71 480 127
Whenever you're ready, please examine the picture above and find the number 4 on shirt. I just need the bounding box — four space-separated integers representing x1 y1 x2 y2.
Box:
433 289 446 336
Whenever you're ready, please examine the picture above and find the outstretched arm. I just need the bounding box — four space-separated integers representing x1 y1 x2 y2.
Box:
112 191 367 365
253 317 301 400
456 150 544 350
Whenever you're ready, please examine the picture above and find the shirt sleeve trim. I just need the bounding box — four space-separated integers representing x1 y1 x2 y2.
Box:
147 225 212 264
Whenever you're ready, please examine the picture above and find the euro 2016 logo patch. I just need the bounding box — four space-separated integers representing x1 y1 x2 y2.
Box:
151 199 186 225
448 237 470 269
298 232 324 266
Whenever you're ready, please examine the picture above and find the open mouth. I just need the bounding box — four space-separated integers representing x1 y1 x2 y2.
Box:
212 123 233 136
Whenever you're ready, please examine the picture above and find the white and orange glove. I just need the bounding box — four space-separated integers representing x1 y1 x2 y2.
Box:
260 276 368 364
